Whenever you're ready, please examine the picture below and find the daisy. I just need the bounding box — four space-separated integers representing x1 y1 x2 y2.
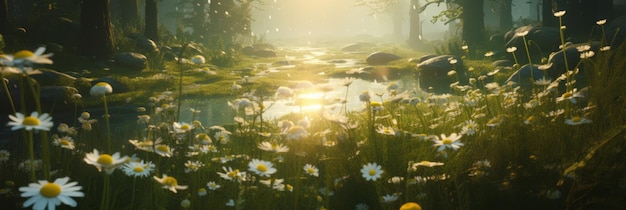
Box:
356 203 370 210
486 116 503 127
52 135 75 150
506 47 517 53
556 89 584 103
153 174 188 193
83 149 128 174
376 125 396 136
197 188 207 196
596 19 607 25
190 55 205 64
154 144 174 157
89 82 113 97
121 160 155 178
173 122 194 133
128 138 161 152
7 111 54 132
225 199 235 207
184 160 205 173
0 150 10 163
361 162 384 181
303 164 319 177
19 159 42 172
461 120 478 136
257 141 290 153
195 133 212 145
217 166 246 182
382 193 399 203
19 176 84 210
433 133 464 152
207 181 220 190
554 10 566 17
248 159 277 177
411 161 444 170
564 116 592 125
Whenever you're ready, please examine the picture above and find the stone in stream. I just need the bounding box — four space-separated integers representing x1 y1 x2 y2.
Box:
365 52 401 65
416 55 467 94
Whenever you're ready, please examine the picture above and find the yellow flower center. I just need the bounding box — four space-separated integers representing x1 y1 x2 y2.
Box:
39 183 62 198
561 92 572 99
198 188 207 193
156 145 169 153
94 82 110 87
572 116 581 122
442 138 453 145
22 116 40 126
137 141 153 147
180 124 190 130
419 161 431 165
14 50 34 59
307 168 316 174
96 154 114 165
227 170 238 178
162 177 178 186
257 164 268 172
133 167 144 173
60 139 71 146
488 117 501 125
368 169 377 176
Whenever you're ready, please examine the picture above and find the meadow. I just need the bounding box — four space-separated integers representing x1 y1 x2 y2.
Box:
0 14 625 210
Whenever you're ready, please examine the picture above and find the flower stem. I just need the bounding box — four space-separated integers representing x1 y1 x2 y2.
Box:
103 95 112 152
26 131 36 182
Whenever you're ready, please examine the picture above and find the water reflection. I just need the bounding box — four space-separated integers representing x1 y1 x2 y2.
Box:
180 77 423 126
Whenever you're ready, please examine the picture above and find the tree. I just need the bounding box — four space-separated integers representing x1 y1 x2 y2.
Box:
458 0 485 49
80 0 115 60
145 0 158 42
498 0 512 31
119 0 139 27
408 0 424 48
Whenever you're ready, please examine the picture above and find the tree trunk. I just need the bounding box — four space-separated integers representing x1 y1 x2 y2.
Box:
80 0 115 60
499 0 512 31
542 0 557 27
120 0 139 27
408 0 423 49
460 0 485 50
145 0 158 42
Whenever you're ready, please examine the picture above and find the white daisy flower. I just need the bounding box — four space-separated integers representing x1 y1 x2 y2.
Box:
173 122 194 133
89 82 113 97
303 164 319 177
257 141 290 153
153 174 188 193
360 162 383 181
184 160 205 173
190 55 205 64
7 111 53 132
52 136 75 150
154 144 174 157
433 133 464 152
381 193 399 203
207 181 220 190
0 150 10 163
564 116 592 125
121 160 155 178
217 167 246 182
19 176 84 210
83 149 128 174
248 159 277 177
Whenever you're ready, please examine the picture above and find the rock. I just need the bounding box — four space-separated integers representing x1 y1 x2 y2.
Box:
243 46 277 58
0 85 79 115
416 55 467 94
417 54 440 63
365 52 401 65
272 60 292 67
606 15 626 47
29 69 77 87
92 77 128 94
503 26 560 64
114 52 147 71
136 38 158 53
340 42 375 51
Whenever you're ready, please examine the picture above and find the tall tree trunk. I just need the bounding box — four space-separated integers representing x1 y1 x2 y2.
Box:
408 0 423 49
145 0 158 42
460 0 485 51
80 0 115 60
542 0 557 27
391 2 403 40
120 0 139 27
499 0 512 31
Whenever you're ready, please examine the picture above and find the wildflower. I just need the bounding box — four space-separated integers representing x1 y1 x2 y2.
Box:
506 47 517 53
217 167 246 182
359 91 371 102
412 161 444 170
484 51 494 57
524 116 536 124
52 136 75 150
576 45 591 52
173 122 194 133
121 160 155 178
596 19 607 25
154 144 174 157
382 193 399 203
400 202 422 210
0 150 10 163
248 159 277 177
225 199 235 207
580 51 595 59
195 133 212 145
19 159 42 172
388 176 404 184
447 70 457 77
533 77 552 86
0 47 53 68
128 138 161 152
564 116 592 125
461 120 478 136
484 82 500 91
137 115 150 124
7 111 53 132
376 125 396 136
343 77 356 86
448 57 457 65
153 174 188 193
516 30 529 37
461 45 469 50
207 181 220 190
184 160 205 173
553 10 566 17
257 142 290 153
83 149 128 174
600 46 611 51
433 133 464 152
19 177 84 210
361 162 383 181
486 116 503 127
556 89 584 103
285 125 308 140
197 188 207 196
303 164 319 177
231 82 242 91
89 82 113 97
190 55 205 64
